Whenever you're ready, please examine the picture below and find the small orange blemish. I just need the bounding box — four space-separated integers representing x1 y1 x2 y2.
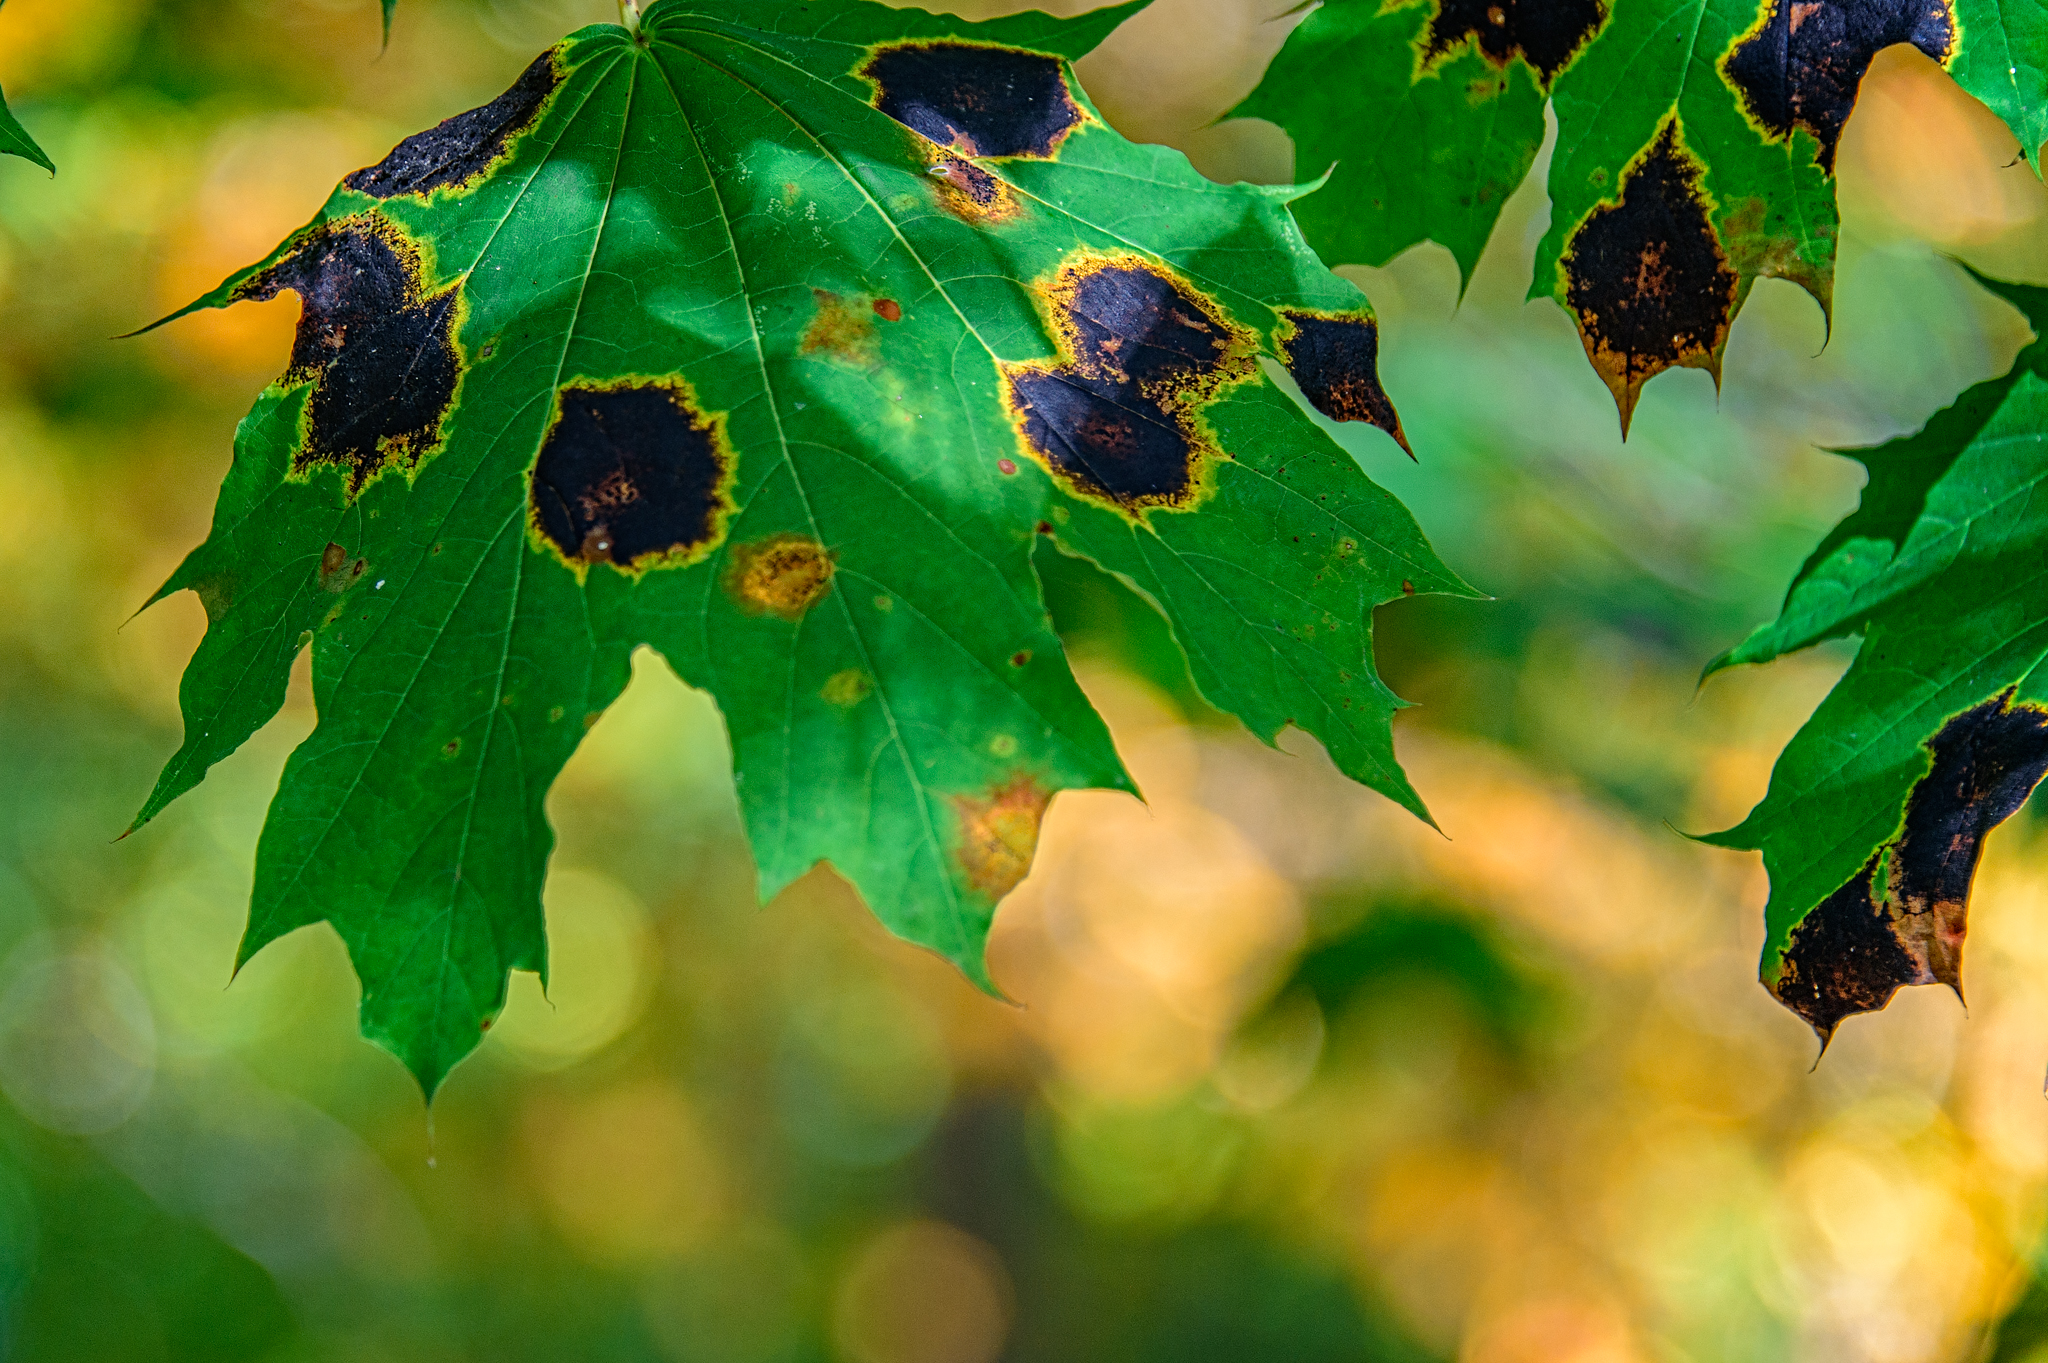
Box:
800 288 879 367
997 458 1017 475
952 775 1051 902
873 298 902 322
724 533 836 622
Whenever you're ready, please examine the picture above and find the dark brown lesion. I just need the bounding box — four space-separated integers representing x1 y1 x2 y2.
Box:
1723 0 1954 172
345 50 561 200
862 42 1082 159
1002 257 1256 514
1770 691 2048 1043
1561 121 1738 435
1423 0 1608 83
529 381 736 571
234 219 461 491
1278 311 1411 455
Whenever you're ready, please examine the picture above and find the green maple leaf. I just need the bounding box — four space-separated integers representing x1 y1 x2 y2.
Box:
1238 0 2048 431
1701 271 2048 1046
134 0 1470 1096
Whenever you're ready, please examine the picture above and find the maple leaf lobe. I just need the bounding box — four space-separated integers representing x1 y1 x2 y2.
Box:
1771 692 2048 1042
344 51 563 199
1723 0 1955 171
863 41 1082 158
236 221 460 490
1005 257 1255 512
530 382 737 570
1425 0 1608 81
1278 310 1410 453
1561 123 1737 433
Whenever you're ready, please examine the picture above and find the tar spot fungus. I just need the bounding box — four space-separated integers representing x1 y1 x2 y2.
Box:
926 151 1017 223
1770 691 2048 1044
724 533 836 621
236 220 460 490
1279 310 1411 454
1724 0 1953 171
345 51 561 198
1424 0 1607 81
1003 256 1255 513
1561 122 1737 434
821 668 872 707
863 41 1082 158
801 289 880 367
952 775 1052 901
529 381 737 570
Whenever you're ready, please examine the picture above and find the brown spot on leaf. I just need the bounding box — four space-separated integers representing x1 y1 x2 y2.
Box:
235 219 461 491
1561 122 1737 435
529 380 736 570
863 42 1081 158
1003 255 1256 514
345 51 560 199
952 776 1051 902
1278 310 1411 454
1724 0 1953 171
1424 0 1607 82
723 534 836 621
801 289 879 367
1770 691 2048 1044
873 298 902 322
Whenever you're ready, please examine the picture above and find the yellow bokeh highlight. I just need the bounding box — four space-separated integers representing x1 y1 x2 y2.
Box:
490 867 655 1070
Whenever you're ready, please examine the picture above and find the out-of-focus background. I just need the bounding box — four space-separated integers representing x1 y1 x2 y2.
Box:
2 0 2048 1358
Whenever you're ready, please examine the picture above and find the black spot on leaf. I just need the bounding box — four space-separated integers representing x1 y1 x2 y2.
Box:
1279 311 1410 454
1771 692 2048 1043
236 222 460 489
1004 259 1254 513
864 42 1081 158
1724 0 1953 171
530 383 736 570
1425 0 1607 82
1561 122 1737 434
345 51 560 199
928 151 1016 222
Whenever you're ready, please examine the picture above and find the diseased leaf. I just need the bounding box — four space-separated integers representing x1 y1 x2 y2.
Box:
1702 272 2048 1045
1240 0 2048 431
136 0 1470 1096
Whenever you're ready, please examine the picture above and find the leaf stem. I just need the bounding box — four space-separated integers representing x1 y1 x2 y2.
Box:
618 0 642 34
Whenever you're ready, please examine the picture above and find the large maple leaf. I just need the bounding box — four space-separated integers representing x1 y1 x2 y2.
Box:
134 0 1469 1094
1237 0 2048 431
1703 272 2048 1045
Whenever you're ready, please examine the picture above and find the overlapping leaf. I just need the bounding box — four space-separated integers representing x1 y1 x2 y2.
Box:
1238 0 2048 430
137 0 1468 1094
0 1 53 173
1702 273 2048 1044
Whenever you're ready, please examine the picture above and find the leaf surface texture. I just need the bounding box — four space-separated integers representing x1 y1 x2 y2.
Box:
143 0 1466 1094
